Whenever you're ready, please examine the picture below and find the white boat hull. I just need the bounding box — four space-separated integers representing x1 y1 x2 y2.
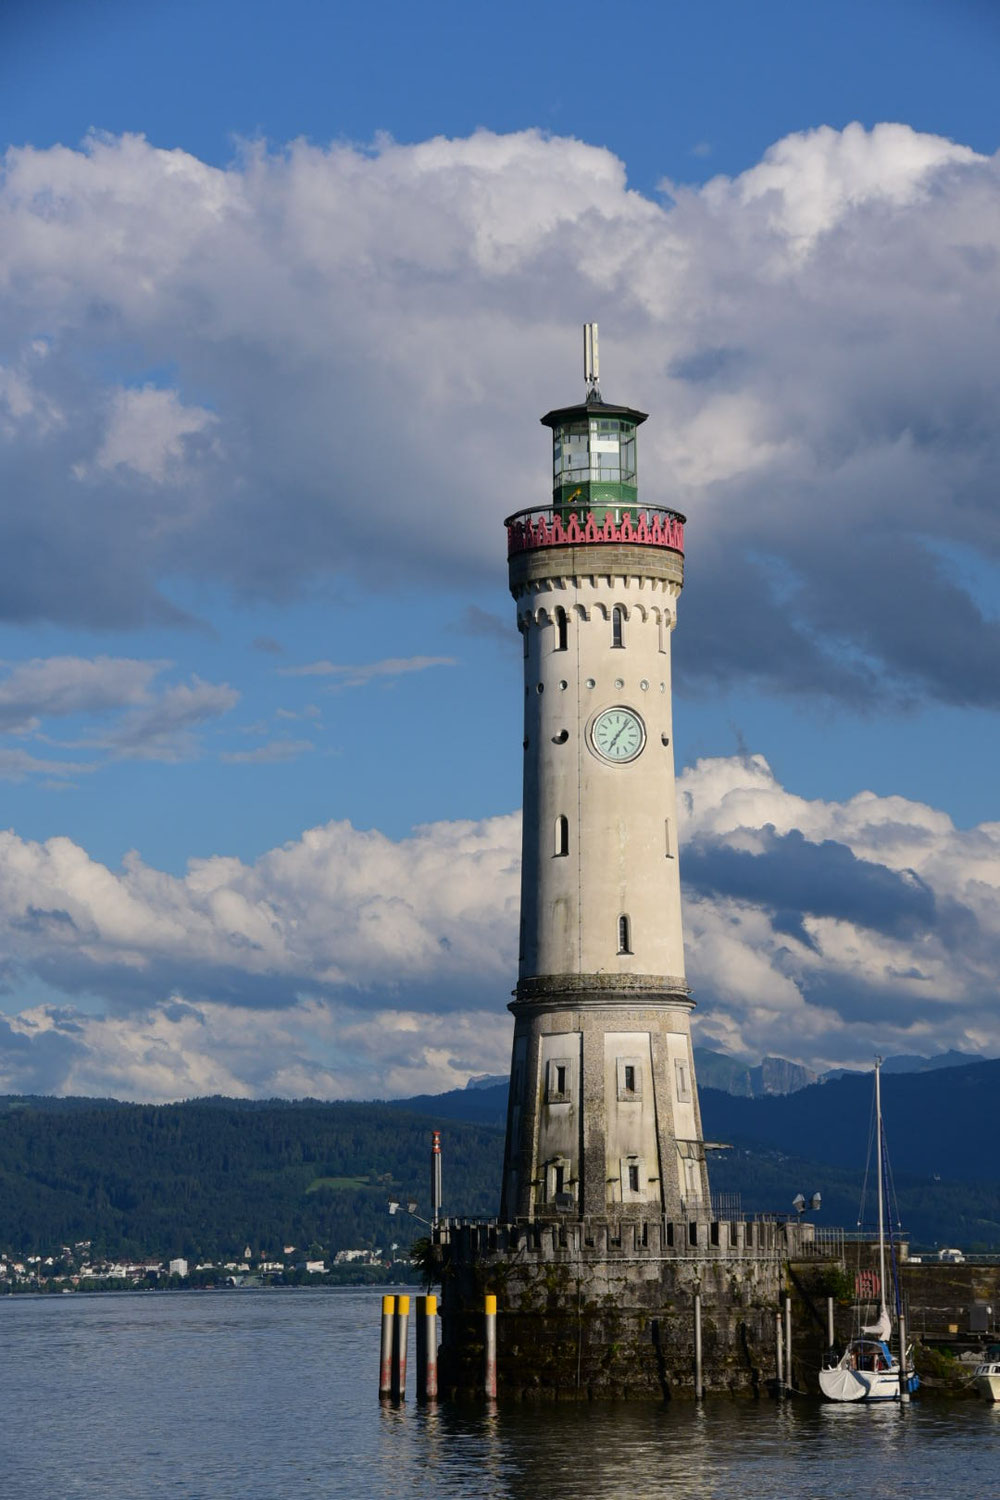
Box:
819 1335 914 1403
973 1365 1000 1403
820 1364 903 1402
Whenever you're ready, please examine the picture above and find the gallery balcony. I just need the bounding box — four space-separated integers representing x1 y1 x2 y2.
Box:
505 502 685 560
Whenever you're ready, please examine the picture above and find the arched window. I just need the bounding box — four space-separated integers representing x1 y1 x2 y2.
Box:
612 605 625 649
617 913 632 954
554 606 568 652
554 815 569 857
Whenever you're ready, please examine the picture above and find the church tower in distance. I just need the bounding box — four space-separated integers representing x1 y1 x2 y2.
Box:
500 324 710 1223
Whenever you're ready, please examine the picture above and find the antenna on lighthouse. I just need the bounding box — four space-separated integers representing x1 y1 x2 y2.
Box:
583 322 601 400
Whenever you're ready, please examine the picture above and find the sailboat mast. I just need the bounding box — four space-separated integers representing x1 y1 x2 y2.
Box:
874 1057 888 1318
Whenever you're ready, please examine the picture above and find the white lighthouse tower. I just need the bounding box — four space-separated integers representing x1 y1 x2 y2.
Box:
500 326 710 1223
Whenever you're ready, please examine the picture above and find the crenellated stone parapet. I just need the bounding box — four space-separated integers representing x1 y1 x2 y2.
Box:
506 505 685 558
436 1214 835 1263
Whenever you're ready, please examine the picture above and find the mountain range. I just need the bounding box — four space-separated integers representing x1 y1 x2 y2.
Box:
692 1047 986 1097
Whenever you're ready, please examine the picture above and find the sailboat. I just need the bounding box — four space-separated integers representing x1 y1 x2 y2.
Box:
819 1059 920 1402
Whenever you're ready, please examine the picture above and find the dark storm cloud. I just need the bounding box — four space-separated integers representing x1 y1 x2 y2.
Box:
682 826 938 940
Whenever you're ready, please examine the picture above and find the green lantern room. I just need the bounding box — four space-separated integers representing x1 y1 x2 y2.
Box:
541 326 647 522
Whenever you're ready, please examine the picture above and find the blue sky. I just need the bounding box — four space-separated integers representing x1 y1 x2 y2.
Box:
1 0 999 1099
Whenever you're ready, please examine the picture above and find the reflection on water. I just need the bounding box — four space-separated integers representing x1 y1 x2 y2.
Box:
1 1288 998 1499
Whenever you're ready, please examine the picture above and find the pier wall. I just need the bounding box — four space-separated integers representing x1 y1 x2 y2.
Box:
436 1217 837 1401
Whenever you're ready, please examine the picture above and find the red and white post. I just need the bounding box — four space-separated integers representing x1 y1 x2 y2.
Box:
392 1294 410 1401
415 1294 438 1400
484 1293 498 1400
379 1295 395 1401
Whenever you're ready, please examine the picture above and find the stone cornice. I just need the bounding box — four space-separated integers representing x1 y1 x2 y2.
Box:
511 972 693 1014
509 543 685 593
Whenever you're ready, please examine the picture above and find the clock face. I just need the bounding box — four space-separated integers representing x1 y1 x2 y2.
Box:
591 706 645 763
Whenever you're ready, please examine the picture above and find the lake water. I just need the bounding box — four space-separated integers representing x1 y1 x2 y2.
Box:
3 1287 999 1498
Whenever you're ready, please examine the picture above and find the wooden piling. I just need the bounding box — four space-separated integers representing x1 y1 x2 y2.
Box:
775 1309 784 1394
784 1294 793 1392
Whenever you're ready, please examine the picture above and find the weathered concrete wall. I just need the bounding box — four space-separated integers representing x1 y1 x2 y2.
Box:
901 1262 1000 1342
515 570 684 983
501 997 708 1223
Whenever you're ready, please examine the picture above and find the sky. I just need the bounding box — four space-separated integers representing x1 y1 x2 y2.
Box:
1 0 999 1100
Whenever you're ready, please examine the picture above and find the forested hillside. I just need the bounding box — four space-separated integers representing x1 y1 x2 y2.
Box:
2 1058 1000 1261
0 1097 503 1260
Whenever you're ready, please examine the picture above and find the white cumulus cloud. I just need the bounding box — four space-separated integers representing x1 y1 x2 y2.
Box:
0 758 998 1097
0 123 997 705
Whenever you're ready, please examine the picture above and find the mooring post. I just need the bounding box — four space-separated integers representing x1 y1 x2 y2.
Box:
693 1287 703 1401
392 1294 410 1400
484 1293 498 1400
415 1294 438 1400
784 1293 793 1393
415 1295 427 1400
379 1294 396 1401
425 1293 438 1400
898 1310 910 1403
775 1308 784 1395
826 1295 835 1351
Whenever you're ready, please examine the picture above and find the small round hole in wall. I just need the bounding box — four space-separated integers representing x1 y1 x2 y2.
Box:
552 730 569 744
558 680 568 691
585 677 596 689
661 733 670 746
659 683 666 693
536 682 544 693
614 677 624 690
640 679 649 691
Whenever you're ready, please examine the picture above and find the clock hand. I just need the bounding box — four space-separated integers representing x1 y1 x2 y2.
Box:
607 722 627 750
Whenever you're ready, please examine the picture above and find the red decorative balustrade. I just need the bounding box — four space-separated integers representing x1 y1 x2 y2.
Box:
505 504 685 559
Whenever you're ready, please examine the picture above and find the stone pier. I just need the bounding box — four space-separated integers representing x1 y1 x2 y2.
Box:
436 1216 840 1401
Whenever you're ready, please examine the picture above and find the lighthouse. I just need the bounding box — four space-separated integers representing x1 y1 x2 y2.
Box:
435 330 825 1402
500 325 710 1223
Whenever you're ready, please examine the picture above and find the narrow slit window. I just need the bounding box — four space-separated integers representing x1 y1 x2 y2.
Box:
658 614 666 653
611 605 625 649
617 1056 642 1100
547 1057 572 1102
554 815 569 857
554 1163 565 1195
627 1163 639 1193
555 606 568 652
617 913 632 954
665 818 673 858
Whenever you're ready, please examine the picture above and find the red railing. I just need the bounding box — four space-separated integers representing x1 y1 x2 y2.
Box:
505 504 685 559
